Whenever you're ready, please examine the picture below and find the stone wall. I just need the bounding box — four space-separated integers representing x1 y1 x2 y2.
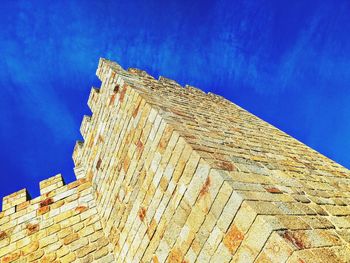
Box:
0 175 114 262
1 58 350 262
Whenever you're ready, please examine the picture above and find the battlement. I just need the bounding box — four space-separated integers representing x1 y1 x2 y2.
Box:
80 115 92 140
87 87 100 113
1 174 66 212
39 174 65 196
0 172 114 261
2 189 30 212
2 58 350 262
72 140 84 166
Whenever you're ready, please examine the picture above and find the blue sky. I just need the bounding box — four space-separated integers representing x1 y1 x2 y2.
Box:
0 0 349 201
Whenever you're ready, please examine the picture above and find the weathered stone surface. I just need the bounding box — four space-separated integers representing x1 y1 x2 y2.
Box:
0 174 114 262
1 58 350 262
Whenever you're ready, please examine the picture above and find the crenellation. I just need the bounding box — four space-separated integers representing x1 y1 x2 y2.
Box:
73 164 86 180
39 174 65 196
87 87 100 113
72 140 84 166
1 176 115 260
80 115 92 140
2 58 350 262
158 76 182 88
185 84 206 95
127 67 155 81
2 189 30 212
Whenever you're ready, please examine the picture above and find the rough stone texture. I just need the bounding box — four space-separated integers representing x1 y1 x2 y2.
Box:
0 176 114 263
1 58 350 262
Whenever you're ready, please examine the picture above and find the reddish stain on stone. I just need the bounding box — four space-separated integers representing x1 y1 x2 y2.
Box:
282 231 306 250
75 206 88 214
223 225 244 254
40 198 53 208
138 207 147 222
38 206 50 215
215 161 236 171
0 231 7 240
109 94 116 106
136 140 144 152
96 158 102 170
132 103 140 118
113 84 120 93
26 223 39 235
119 86 127 102
265 187 283 194
168 248 183 263
2 256 12 263
199 176 211 197
2 252 20 263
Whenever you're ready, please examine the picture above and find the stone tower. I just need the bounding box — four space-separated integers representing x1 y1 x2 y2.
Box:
1 58 350 262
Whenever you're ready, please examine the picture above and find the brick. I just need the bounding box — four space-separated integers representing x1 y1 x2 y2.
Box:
93 246 109 260
39 253 57 263
1 58 350 263
40 234 58 248
61 252 76 263
280 229 342 250
96 254 114 263
1 251 20 263
54 210 73 223
63 233 79 245
57 246 70 258
26 223 39 235
0 231 7 240
96 237 109 249
38 206 50 215
79 225 94 237
255 232 295 262
223 225 244 254
28 249 44 261
40 198 54 208
75 205 88 214
197 226 224 261
22 241 39 255
89 231 105 243
47 224 61 235
69 237 89 251
76 244 97 258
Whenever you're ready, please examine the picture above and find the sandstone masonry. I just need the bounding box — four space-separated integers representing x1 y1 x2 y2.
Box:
1 58 350 262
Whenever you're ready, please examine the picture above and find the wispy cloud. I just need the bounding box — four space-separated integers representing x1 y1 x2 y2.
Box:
0 0 350 197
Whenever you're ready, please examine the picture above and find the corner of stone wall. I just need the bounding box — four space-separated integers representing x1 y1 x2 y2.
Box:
1 173 68 213
2 188 30 212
